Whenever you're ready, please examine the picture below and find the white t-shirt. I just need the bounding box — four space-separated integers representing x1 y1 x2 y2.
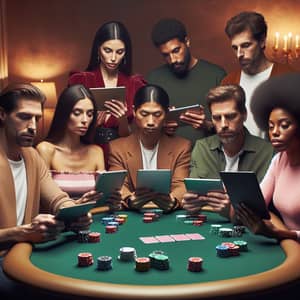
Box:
8 158 27 226
223 148 244 172
240 64 273 138
140 141 159 170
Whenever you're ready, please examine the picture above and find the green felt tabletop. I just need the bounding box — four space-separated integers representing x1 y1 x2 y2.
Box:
31 210 285 285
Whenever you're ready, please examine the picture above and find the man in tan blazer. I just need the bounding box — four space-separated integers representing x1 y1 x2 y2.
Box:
0 83 93 297
108 84 191 212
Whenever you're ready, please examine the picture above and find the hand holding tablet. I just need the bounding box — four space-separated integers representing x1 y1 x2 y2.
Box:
184 178 224 195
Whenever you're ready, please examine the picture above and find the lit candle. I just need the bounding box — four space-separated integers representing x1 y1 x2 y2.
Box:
287 32 293 51
274 32 280 50
283 35 288 52
296 35 300 49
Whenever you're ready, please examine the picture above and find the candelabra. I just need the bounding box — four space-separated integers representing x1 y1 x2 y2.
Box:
271 32 300 65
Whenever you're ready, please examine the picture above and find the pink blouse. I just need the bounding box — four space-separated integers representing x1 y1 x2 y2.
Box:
261 152 300 230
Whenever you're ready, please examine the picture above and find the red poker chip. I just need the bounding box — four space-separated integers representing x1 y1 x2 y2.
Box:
143 217 153 223
188 257 203 263
136 257 150 263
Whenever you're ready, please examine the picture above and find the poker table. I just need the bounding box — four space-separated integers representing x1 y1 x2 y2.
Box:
3 208 300 300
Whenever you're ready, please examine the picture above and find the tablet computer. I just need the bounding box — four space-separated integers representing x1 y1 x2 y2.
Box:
95 170 128 205
56 201 96 222
89 86 126 110
219 171 270 219
166 104 200 125
184 178 224 195
137 169 171 194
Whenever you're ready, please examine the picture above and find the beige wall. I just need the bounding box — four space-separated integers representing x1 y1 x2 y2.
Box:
6 0 300 95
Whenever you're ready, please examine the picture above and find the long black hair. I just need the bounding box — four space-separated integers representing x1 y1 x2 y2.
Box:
86 21 132 75
46 84 97 144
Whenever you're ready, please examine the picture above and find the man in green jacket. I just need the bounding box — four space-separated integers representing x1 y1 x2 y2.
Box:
183 84 273 217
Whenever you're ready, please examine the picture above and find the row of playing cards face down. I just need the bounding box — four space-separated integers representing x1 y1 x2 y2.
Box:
139 233 205 244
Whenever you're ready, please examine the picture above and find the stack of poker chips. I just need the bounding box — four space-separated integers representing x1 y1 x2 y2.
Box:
218 228 233 238
118 247 137 261
187 257 203 272
209 224 222 235
101 216 115 225
88 232 101 243
115 217 125 225
105 225 117 233
233 225 246 237
143 212 160 223
97 256 113 270
135 257 151 272
233 240 248 251
222 242 240 256
78 252 94 266
148 251 170 270
116 214 128 223
78 230 91 243
215 244 231 258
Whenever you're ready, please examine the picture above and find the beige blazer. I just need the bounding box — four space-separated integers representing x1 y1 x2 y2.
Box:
108 133 192 203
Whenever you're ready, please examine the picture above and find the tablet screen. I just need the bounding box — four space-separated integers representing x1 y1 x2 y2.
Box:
220 171 270 219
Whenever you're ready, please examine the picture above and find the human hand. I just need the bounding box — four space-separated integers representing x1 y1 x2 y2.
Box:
21 214 65 243
182 192 208 214
67 212 93 233
104 99 128 119
205 191 231 219
106 189 123 211
179 105 206 129
163 120 179 136
75 190 103 204
235 203 277 239
128 188 155 210
152 193 178 213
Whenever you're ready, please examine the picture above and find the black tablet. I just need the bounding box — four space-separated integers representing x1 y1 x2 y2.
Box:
219 171 270 219
90 86 126 110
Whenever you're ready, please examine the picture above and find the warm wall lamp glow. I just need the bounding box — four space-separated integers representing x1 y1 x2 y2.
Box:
31 80 57 108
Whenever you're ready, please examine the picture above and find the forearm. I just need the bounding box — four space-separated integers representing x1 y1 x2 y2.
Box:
273 228 299 241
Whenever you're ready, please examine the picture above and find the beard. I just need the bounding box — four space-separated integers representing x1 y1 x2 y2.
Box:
169 49 191 78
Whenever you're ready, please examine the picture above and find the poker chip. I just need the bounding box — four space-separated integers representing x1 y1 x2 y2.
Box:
107 221 119 228
78 230 91 243
216 245 230 258
135 257 151 272
183 220 194 224
233 240 248 251
117 214 128 222
233 225 246 237
78 252 94 266
143 216 153 223
222 242 240 256
176 214 188 221
101 216 115 225
118 247 137 261
218 228 233 237
193 220 203 226
88 232 101 243
148 251 169 270
210 224 222 235
197 214 207 222
105 225 117 233
115 217 125 225
187 257 203 272
97 256 112 270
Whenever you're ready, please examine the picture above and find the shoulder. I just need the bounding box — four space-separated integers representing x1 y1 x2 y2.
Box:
36 141 56 156
109 135 133 149
221 70 241 84
68 70 97 87
87 144 104 156
146 65 170 80
198 59 226 73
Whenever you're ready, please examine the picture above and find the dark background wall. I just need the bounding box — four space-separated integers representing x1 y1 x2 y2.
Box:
6 0 300 96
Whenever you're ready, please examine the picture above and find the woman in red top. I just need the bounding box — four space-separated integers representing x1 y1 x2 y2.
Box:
68 21 146 164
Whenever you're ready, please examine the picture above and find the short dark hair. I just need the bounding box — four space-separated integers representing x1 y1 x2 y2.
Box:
225 11 267 42
134 84 169 113
151 18 187 47
46 84 97 144
86 21 132 75
251 72 300 131
206 84 246 114
0 83 45 115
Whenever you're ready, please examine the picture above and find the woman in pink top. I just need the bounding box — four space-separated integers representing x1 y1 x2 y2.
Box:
236 73 300 242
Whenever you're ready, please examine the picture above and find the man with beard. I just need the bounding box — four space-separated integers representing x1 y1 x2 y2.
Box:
108 84 191 212
0 83 93 299
222 11 293 138
182 85 273 218
147 18 226 144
